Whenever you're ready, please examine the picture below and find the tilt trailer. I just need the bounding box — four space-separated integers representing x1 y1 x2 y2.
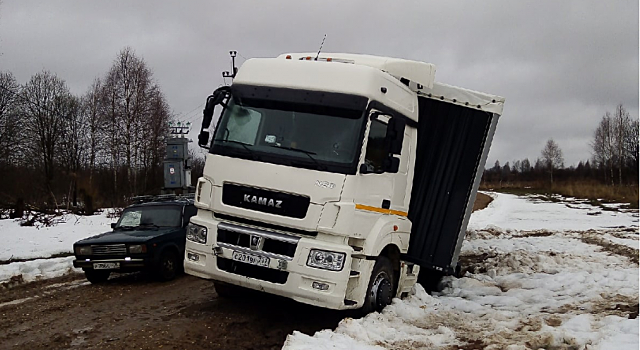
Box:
184 53 504 313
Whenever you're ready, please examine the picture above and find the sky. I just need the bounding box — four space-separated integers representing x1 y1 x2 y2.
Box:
0 0 637 167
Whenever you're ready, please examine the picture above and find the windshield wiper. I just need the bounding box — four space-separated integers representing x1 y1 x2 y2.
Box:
214 139 258 159
271 145 326 170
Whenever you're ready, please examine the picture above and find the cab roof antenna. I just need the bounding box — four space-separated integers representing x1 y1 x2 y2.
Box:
222 51 238 80
314 34 326 61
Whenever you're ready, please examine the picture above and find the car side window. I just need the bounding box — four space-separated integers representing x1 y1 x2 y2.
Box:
363 119 388 173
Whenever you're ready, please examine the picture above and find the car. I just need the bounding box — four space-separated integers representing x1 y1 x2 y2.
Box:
73 196 197 283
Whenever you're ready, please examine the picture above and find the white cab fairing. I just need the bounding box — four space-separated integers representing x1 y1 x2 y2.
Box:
234 58 419 122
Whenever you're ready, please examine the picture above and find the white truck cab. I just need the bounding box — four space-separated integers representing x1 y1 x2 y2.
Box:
184 53 504 313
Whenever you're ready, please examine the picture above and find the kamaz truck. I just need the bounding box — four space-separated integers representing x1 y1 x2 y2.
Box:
184 53 504 313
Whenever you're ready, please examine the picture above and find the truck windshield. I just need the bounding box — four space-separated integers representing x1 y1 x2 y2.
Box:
210 97 365 174
116 206 182 229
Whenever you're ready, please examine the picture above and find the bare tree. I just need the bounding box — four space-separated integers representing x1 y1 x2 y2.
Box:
592 105 637 185
625 118 639 173
19 70 74 205
0 71 22 165
541 138 564 185
520 158 531 173
81 79 104 190
612 104 631 185
98 47 172 200
591 113 615 184
57 95 84 207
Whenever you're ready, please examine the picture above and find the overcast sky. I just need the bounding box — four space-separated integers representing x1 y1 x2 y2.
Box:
1 0 637 167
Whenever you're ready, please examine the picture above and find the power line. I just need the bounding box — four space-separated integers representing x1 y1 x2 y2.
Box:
176 102 204 121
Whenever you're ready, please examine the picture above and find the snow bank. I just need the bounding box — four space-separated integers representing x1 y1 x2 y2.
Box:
0 210 114 262
284 193 639 350
0 256 81 284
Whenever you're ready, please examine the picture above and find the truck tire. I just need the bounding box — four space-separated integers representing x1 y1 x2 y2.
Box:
361 256 395 315
85 269 110 284
213 281 241 298
156 250 179 281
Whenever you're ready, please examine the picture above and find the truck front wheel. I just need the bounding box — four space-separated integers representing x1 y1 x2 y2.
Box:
361 256 395 314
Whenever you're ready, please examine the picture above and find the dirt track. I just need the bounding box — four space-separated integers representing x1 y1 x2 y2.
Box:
0 272 348 349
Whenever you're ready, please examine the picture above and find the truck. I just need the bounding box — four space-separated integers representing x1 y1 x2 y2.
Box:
184 53 504 313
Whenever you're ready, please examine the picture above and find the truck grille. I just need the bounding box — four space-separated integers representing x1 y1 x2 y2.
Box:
91 244 127 256
217 228 297 258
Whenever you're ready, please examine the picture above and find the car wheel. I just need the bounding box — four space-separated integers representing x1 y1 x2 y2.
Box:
85 270 110 284
157 250 179 281
361 256 395 315
213 281 241 298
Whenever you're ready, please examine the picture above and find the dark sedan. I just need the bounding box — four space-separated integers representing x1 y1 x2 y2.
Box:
73 198 197 283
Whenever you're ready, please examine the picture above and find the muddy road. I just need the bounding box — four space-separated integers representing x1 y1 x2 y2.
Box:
0 273 348 350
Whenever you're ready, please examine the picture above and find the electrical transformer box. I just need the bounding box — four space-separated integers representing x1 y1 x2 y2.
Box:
166 139 188 159
164 161 185 188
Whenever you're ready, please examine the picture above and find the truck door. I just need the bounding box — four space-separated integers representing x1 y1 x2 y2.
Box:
353 113 409 220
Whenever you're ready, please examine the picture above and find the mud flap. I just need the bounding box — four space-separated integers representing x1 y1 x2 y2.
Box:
396 261 420 298
345 258 375 307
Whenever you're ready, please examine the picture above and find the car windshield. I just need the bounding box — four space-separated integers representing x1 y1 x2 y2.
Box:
116 206 182 229
210 97 365 174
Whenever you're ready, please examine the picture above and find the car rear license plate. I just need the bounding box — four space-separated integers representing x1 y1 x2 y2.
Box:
232 251 269 267
93 262 120 270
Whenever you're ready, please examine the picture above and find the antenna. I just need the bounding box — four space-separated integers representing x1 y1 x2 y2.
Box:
222 51 238 80
314 34 327 61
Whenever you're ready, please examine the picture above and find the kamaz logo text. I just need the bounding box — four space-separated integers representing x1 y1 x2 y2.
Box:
243 194 282 208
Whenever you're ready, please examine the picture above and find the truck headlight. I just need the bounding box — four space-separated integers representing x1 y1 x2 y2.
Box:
187 223 207 244
306 249 346 271
75 246 92 256
128 244 147 254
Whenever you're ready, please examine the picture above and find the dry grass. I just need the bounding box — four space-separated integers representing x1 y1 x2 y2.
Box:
553 181 638 208
481 180 639 209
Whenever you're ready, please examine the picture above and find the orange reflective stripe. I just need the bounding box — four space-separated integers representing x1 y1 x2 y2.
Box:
355 204 408 217
388 209 409 217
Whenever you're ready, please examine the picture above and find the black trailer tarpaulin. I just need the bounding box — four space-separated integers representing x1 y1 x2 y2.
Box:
404 96 496 274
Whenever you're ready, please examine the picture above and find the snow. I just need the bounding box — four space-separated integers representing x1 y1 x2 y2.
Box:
468 193 638 231
0 210 114 261
0 256 80 284
283 193 639 350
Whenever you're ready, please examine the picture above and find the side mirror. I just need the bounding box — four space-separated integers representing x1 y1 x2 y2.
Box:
110 223 116 229
386 117 406 155
198 86 231 148
383 156 400 173
197 130 210 147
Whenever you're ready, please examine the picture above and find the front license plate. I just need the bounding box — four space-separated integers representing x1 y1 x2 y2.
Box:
232 251 270 267
93 262 120 270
